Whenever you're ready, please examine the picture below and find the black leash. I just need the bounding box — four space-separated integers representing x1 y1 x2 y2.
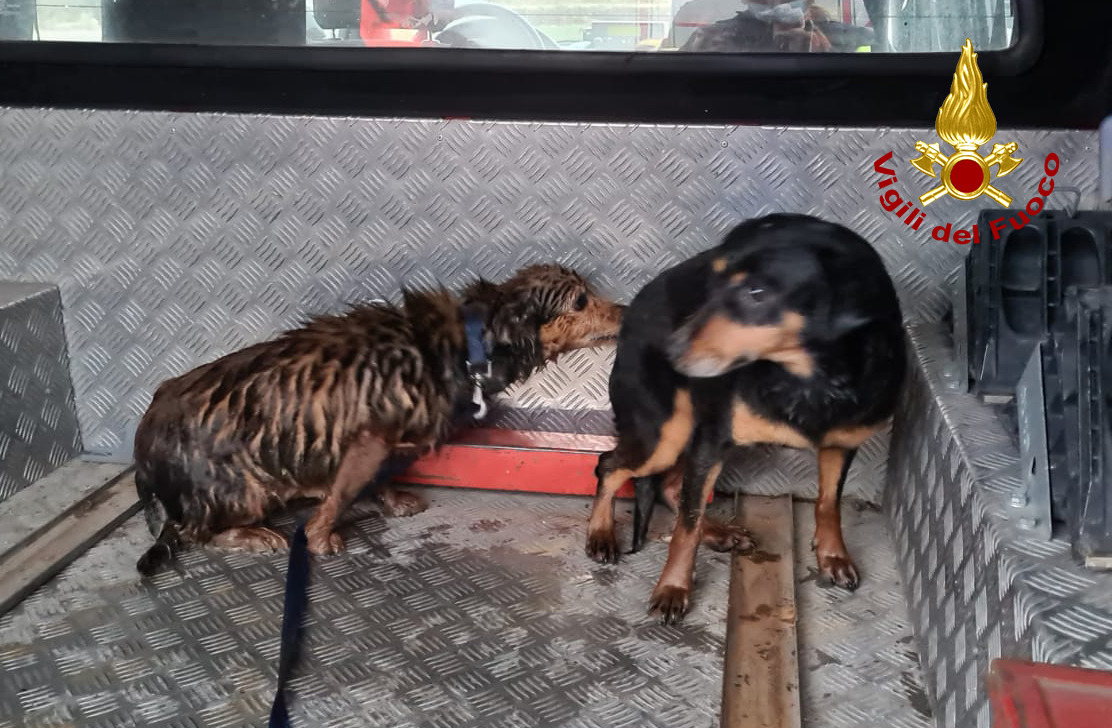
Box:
267 455 420 727
269 524 310 728
268 307 491 724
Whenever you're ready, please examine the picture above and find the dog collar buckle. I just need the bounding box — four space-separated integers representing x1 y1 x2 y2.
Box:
467 360 493 379
468 363 490 421
471 381 488 420
462 305 492 421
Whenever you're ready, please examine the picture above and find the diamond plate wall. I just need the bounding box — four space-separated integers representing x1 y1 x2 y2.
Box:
0 109 1097 498
887 323 1112 728
0 281 81 502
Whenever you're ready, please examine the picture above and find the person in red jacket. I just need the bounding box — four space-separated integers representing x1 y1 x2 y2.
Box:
360 0 460 46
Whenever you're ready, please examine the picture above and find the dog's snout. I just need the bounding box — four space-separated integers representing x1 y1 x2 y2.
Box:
591 299 625 338
666 321 740 379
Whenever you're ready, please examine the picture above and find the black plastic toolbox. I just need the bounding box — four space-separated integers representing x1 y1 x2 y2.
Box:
966 210 1111 397
1060 288 1112 564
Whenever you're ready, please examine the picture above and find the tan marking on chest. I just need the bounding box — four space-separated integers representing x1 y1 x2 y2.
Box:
640 389 695 473
820 424 882 449
730 400 811 449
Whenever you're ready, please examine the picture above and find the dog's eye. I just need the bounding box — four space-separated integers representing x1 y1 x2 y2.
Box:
746 287 767 302
574 292 589 311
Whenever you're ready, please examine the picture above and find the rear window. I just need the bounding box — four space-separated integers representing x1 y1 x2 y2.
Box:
3 0 1016 53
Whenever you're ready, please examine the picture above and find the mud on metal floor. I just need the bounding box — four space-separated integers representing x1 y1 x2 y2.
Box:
0 474 928 728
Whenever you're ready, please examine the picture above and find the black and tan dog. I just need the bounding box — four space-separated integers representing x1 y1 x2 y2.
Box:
586 214 905 623
135 264 623 575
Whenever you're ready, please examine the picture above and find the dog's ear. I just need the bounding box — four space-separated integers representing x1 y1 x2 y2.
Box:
489 296 543 341
463 278 500 304
799 287 871 341
402 286 456 323
400 286 422 311
817 305 872 340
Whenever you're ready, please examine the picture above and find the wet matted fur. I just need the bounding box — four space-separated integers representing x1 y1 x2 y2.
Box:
135 264 623 574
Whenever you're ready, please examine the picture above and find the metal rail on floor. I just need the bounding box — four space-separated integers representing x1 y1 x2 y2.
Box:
0 426 626 621
721 495 802 728
0 468 140 617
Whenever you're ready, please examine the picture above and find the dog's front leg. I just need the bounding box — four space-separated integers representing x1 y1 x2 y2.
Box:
305 430 389 556
587 388 695 564
649 429 723 625
586 450 632 564
813 446 859 590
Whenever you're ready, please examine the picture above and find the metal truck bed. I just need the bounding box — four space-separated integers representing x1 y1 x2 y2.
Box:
0 473 926 727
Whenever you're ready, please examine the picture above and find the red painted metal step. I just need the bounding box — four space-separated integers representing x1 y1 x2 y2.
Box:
393 429 636 498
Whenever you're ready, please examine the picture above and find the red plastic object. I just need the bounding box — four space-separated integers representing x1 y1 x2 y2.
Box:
989 659 1112 728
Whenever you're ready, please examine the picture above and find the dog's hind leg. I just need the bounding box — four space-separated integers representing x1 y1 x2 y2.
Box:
305 430 390 556
658 462 754 553
210 526 288 552
360 452 429 518
814 446 860 590
586 390 695 564
649 428 723 625
588 452 686 564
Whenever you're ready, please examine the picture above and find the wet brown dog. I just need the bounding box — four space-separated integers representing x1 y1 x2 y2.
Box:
135 264 623 575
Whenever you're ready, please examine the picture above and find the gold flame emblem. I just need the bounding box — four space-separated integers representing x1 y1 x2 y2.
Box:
910 39 1022 207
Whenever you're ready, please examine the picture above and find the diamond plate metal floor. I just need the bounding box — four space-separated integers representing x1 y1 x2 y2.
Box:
795 502 932 728
1 484 731 728
0 471 927 728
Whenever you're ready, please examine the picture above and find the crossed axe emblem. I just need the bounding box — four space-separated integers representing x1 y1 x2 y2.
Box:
910 141 1023 207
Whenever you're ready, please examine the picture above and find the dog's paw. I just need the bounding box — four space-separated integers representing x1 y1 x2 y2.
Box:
382 489 428 518
648 584 690 625
306 530 345 556
702 521 756 554
252 528 289 552
817 553 860 591
586 529 621 564
211 526 288 553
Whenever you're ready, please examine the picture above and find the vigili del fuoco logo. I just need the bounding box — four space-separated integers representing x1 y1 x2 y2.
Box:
872 39 1061 245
